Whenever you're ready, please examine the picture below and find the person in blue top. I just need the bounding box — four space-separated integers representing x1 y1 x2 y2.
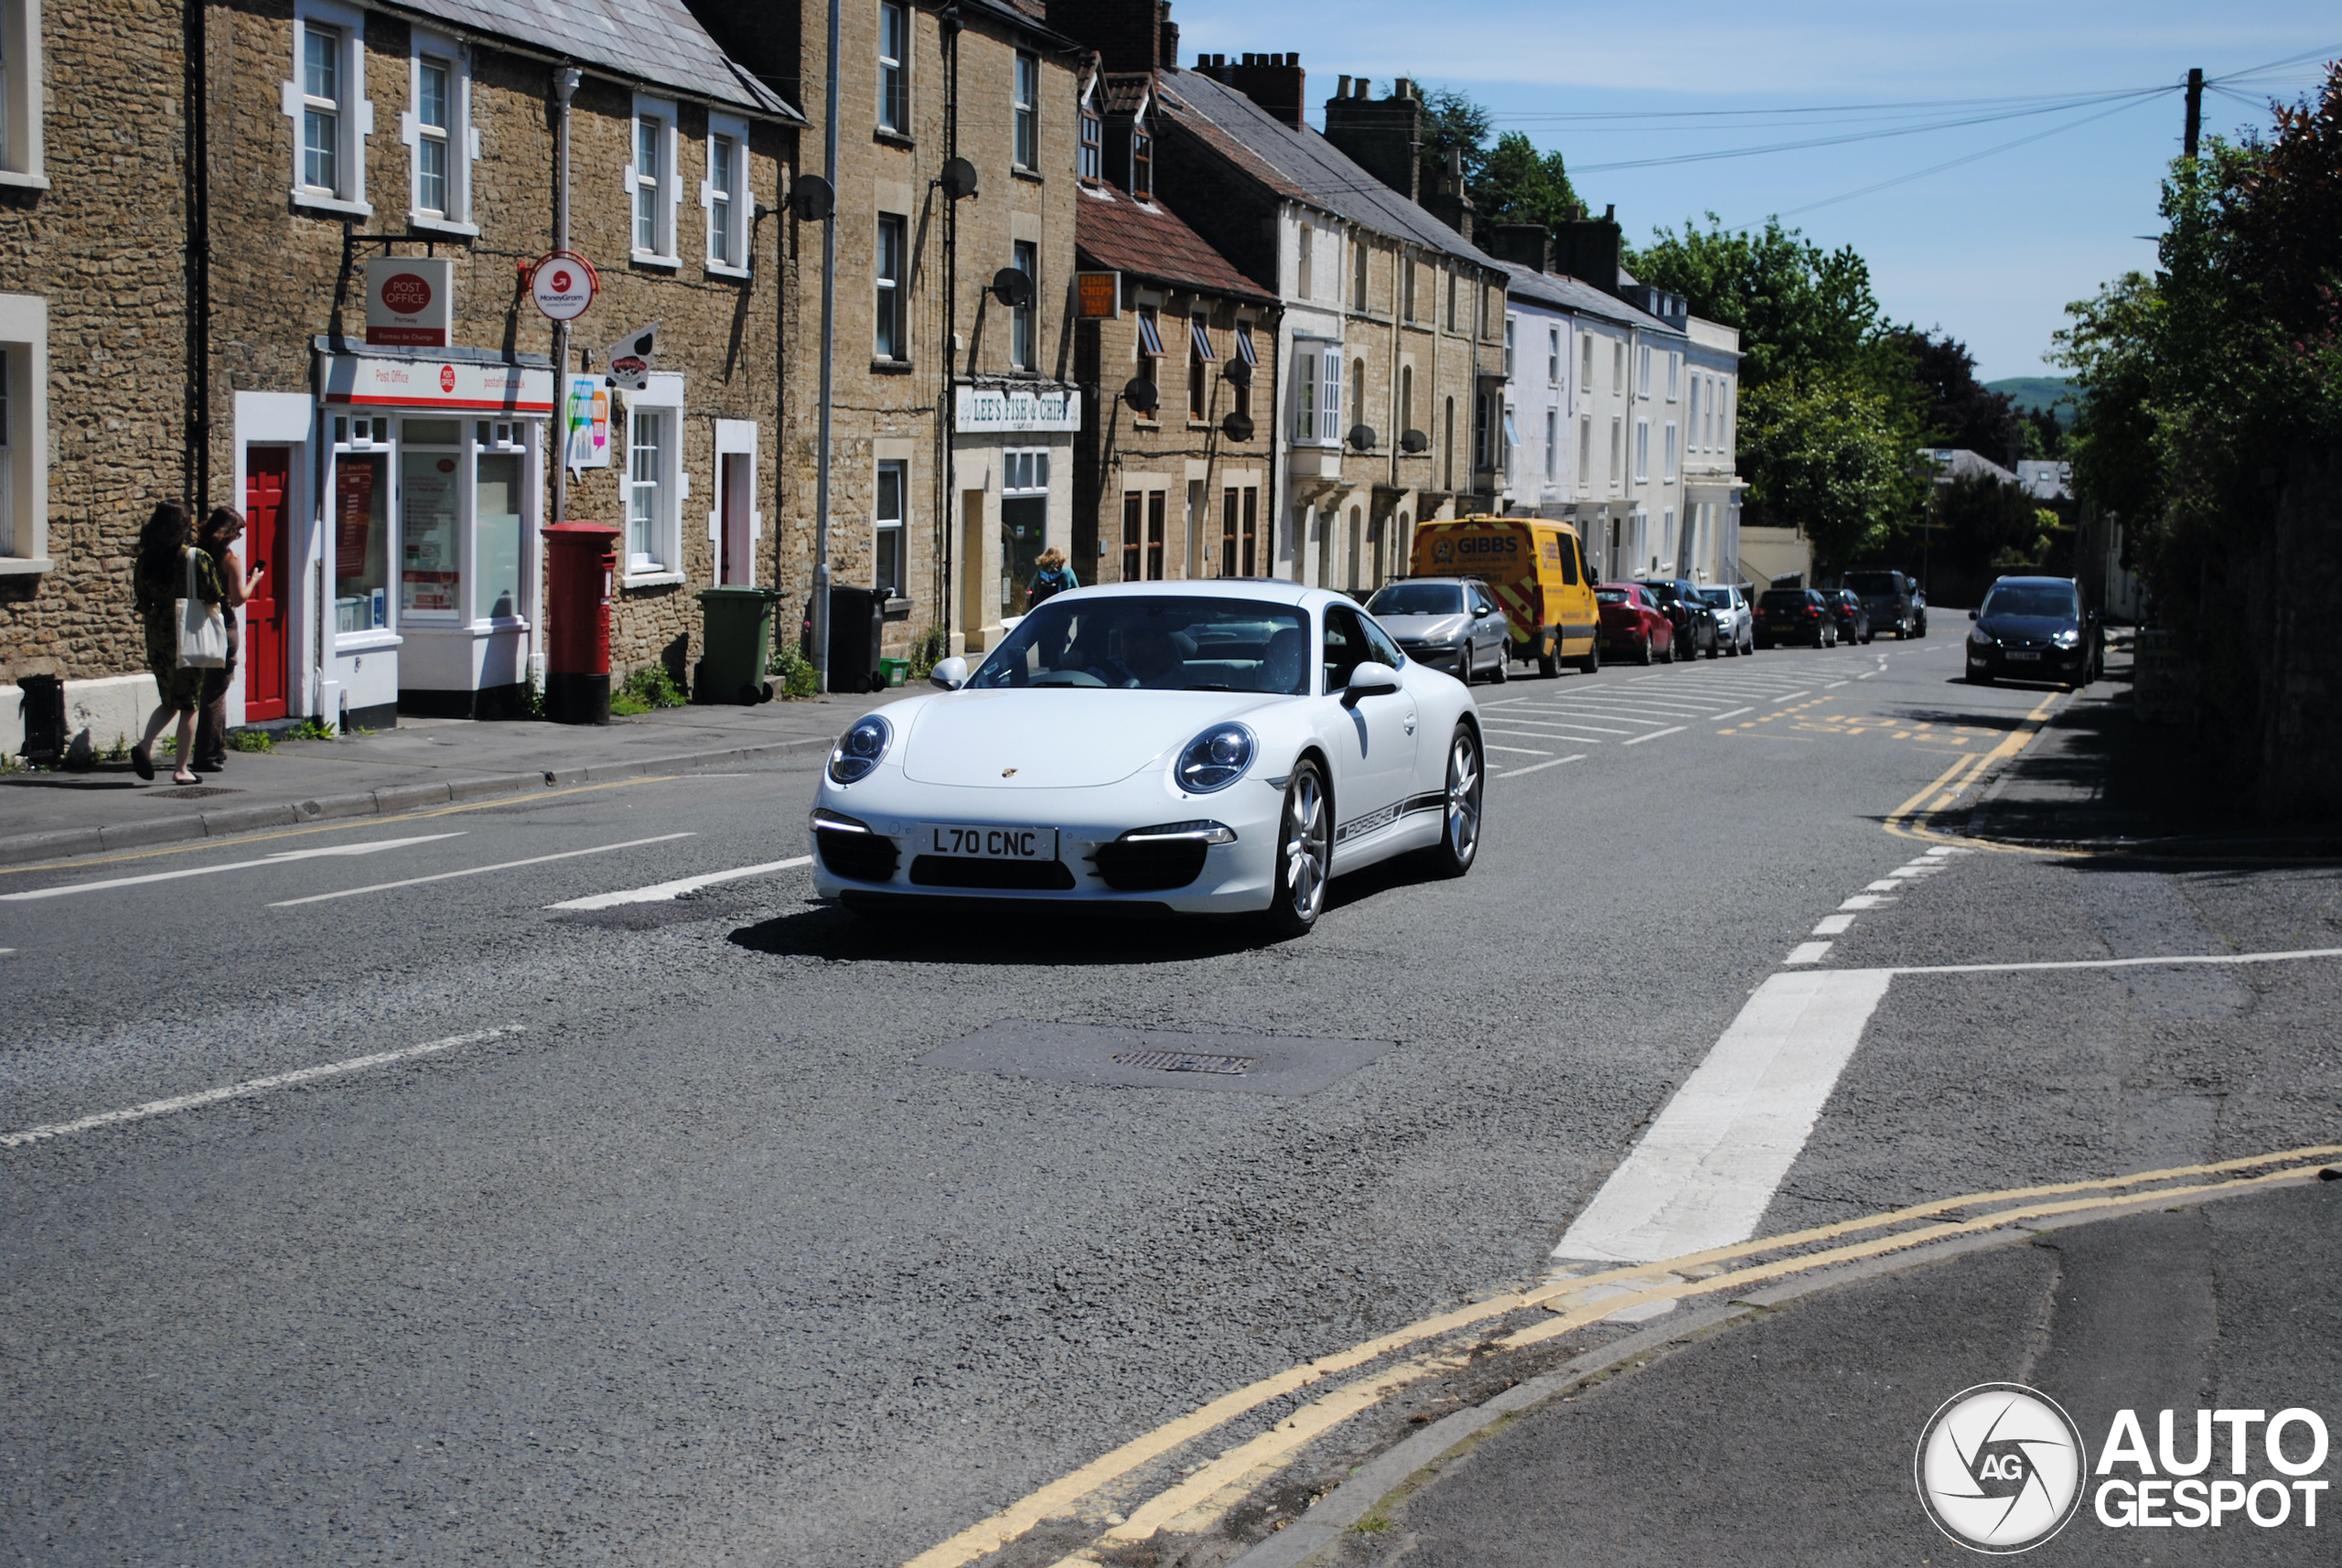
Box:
1026 547 1079 611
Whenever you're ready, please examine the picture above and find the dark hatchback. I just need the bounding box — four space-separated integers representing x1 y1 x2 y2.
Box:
1965 576 2102 687
1755 587 1833 649
1827 589 1873 645
1639 578 1720 660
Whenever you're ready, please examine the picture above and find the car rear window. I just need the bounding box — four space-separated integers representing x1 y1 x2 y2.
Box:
969 596 1312 693
1758 590 1809 608
1595 587 1633 605
1845 573 1901 595
1642 582 1681 604
1366 583 1464 617
1697 588 1734 607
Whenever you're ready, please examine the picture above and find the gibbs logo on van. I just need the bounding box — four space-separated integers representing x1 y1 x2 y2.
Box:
1451 534 1520 556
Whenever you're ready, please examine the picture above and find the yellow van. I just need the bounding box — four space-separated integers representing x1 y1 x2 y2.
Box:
1409 517 1601 675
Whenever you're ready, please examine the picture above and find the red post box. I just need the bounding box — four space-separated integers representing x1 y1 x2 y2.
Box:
542 521 618 725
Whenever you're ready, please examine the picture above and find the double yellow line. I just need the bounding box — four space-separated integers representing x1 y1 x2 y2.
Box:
908 1144 2342 1568
1884 688 2063 851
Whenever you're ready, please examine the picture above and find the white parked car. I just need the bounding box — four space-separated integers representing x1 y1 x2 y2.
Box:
1696 584 1754 657
809 582 1486 936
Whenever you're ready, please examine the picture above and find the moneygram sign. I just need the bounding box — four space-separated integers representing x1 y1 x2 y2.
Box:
363 257 453 347
1917 1387 2330 1553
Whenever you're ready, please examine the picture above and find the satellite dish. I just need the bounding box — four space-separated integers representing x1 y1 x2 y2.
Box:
1222 358 1253 389
1348 424 1378 452
1122 376 1160 414
939 157 980 201
1221 412 1255 442
990 267 1036 308
788 175 834 222
1401 427 1430 454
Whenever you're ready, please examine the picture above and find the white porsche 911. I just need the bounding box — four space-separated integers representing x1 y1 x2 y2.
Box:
807 581 1485 935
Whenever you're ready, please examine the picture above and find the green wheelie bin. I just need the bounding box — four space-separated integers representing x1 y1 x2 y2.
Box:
695 585 781 704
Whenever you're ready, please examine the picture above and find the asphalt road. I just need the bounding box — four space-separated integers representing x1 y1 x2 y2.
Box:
4 633 2337 1566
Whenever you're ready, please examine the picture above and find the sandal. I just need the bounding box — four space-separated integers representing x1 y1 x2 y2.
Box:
171 773 199 786
132 745 156 781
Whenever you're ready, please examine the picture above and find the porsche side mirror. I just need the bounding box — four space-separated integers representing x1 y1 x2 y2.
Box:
929 656 969 690
1341 661 1401 705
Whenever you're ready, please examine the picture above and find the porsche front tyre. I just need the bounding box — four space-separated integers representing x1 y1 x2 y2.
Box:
1427 725 1482 879
1263 760 1332 939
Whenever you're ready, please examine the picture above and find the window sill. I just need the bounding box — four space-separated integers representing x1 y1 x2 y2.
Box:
704 260 752 281
335 631 404 652
293 191 374 220
630 250 681 271
623 570 686 589
0 170 50 191
0 555 55 575
1011 167 1044 185
874 128 915 149
882 596 913 620
871 359 915 375
407 214 479 238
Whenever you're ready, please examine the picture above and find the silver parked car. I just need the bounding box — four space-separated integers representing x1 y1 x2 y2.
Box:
1696 584 1755 657
1365 577 1510 684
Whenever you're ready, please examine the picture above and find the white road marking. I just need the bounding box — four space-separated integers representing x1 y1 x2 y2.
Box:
1856 671 1878 680
267 833 696 907
1483 745 1554 757
1621 726 1686 746
1487 726 1603 746
1811 913 1856 935
1826 680 1849 689
1864 878 1905 891
1495 754 1587 779
1896 947 2342 976
1783 941 1833 965
0 833 468 903
1554 968 1898 1262
1495 717 1633 736
546 854 815 910
1839 893 1895 909
1772 691 1811 703
1712 706 1754 721
1 1026 525 1149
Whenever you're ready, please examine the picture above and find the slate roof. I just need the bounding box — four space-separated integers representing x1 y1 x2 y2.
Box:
1076 182 1274 304
385 0 802 119
1155 70 1502 273
1497 261 1685 339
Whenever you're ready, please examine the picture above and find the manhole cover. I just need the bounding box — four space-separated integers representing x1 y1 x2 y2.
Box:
924 1025 1393 1096
1110 1049 1254 1075
150 786 242 799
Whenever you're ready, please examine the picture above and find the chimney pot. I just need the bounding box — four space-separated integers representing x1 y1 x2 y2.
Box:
1337 74 1351 99
1352 77 1369 98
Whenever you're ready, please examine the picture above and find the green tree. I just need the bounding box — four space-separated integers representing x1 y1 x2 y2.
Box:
1737 378 1907 574
1415 87 1492 189
1472 132 1581 229
1932 471 2050 575
1628 215 1901 391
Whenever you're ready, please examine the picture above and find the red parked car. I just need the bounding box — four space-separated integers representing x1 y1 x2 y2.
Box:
1595 583 1676 664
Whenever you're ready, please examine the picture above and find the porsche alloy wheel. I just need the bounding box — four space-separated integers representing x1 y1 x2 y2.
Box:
1430 725 1482 878
1265 761 1331 938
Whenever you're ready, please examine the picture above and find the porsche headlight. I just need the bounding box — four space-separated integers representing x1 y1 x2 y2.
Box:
1176 723 1255 793
827 714 893 785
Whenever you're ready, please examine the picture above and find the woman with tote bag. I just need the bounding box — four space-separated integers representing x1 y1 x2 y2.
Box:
129 501 226 786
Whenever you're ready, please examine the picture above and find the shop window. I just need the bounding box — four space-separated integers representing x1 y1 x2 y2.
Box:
1 0 47 186
1000 451 1047 614
877 1 908 134
875 458 905 596
330 418 392 635
399 418 462 622
1013 52 1038 170
626 398 682 577
474 422 527 620
876 212 906 360
1010 240 1037 371
629 94 681 263
405 35 473 231
705 113 750 274
0 296 44 571
285 1 370 216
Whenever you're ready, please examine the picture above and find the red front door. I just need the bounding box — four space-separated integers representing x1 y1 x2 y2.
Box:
243 447 291 722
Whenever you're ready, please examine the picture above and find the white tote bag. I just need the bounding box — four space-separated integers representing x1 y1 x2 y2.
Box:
177 548 229 670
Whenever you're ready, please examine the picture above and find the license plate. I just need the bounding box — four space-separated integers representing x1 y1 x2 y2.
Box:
2006 650 2041 662
919 823 1058 860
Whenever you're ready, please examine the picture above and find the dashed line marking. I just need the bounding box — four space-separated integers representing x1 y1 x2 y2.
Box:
1495 754 1587 779
1621 726 1685 746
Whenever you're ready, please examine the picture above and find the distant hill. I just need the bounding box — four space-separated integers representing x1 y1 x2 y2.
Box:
1986 376 2076 418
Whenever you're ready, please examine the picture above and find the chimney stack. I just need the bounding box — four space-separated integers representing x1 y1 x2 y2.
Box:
1488 223 1551 274
1551 203 1623 295
1044 0 1166 75
1227 52 1306 128
1322 79 1422 201
1423 146 1473 242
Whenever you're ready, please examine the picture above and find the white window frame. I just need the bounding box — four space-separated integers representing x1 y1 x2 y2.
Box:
1544 410 1557 484
877 0 909 134
1663 421 1678 482
0 294 47 572
1009 239 1038 371
281 0 371 218
1012 51 1038 171
1667 351 1681 402
1502 316 1514 379
402 32 476 234
1577 415 1591 497
1634 417 1650 483
628 93 682 266
1548 327 1560 387
1320 347 1343 446
1638 343 1652 399
0 0 48 188
622 374 687 584
703 112 751 275
1295 221 1312 301
875 457 908 597
1608 418 1621 491
876 211 908 360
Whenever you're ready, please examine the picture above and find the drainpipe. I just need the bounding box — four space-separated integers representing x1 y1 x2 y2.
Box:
812 0 841 692
183 0 211 512
939 9 962 652
552 68 579 529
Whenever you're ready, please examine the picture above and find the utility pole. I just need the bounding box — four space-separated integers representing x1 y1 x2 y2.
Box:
2184 67 2203 159
812 0 842 693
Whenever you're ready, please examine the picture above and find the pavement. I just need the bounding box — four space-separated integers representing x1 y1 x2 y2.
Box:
5 627 2338 1568
0 693 895 866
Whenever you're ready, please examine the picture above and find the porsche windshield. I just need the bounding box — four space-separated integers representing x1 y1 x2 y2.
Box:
969 596 1312 693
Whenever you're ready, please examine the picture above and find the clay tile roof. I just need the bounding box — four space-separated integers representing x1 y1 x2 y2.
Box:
1077 184 1275 303
1101 74 1150 116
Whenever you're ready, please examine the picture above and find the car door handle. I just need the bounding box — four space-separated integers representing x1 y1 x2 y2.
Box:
1403 710 1418 736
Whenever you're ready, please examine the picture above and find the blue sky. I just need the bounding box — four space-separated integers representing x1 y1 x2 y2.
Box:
1166 0 2339 381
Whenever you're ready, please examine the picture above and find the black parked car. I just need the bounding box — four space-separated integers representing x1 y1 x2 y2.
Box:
1827 589 1873 645
1843 569 1920 639
1966 575 2102 687
1638 578 1720 660
1755 587 1835 649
